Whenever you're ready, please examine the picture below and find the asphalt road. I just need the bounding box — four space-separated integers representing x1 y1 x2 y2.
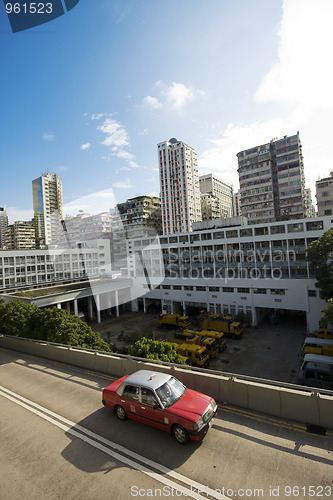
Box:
1 347 332 500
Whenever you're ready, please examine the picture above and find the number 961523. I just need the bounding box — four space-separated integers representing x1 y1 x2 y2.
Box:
6 3 53 14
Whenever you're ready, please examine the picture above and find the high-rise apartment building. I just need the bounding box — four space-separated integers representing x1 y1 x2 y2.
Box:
32 173 63 248
237 132 306 224
117 195 162 238
0 206 8 248
316 172 333 216
199 174 234 220
5 220 36 250
158 138 202 234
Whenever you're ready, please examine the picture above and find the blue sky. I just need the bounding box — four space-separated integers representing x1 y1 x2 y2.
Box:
1 0 333 223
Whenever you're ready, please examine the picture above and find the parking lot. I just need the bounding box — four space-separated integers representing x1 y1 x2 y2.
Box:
92 311 307 385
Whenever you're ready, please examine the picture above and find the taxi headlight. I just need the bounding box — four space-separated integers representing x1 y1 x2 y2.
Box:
193 417 204 431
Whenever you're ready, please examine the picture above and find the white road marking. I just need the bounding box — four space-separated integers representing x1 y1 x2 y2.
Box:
0 385 231 500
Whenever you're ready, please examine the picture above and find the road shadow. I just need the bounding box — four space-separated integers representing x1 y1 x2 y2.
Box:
0 346 113 393
61 406 205 474
214 405 333 467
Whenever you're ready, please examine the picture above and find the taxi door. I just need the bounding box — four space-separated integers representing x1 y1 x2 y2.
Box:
135 388 171 432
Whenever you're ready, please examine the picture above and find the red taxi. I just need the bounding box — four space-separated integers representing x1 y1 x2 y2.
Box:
102 370 217 444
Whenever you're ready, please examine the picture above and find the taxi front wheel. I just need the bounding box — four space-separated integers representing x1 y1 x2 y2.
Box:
173 424 189 444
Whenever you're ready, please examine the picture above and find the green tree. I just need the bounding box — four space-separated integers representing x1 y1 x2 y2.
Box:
0 299 38 337
306 227 333 300
0 300 109 351
130 337 187 365
320 298 333 328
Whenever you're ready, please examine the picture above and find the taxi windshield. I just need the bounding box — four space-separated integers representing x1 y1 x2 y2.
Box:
156 377 186 408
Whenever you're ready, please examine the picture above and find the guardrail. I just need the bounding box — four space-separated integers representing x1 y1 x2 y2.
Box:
1 334 332 431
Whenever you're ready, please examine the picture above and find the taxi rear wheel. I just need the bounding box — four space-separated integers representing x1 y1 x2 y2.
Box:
115 405 127 421
173 424 189 444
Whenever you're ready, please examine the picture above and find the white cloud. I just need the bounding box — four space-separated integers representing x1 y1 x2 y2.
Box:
115 150 139 168
256 0 333 110
97 118 130 148
92 113 113 120
163 82 194 109
80 142 91 150
94 116 142 170
143 81 206 110
43 132 55 142
199 0 333 196
143 96 162 109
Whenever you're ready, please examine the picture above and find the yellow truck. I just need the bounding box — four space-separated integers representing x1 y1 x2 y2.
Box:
183 328 227 352
170 331 219 359
157 313 191 329
171 342 210 368
199 312 243 339
315 328 333 340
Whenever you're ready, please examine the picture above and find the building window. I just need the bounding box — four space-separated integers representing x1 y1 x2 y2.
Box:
240 228 253 237
270 225 285 234
226 230 238 238
306 221 324 231
308 290 317 297
287 223 304 233
254 227 269 236
213 231 225 239
270 289 285 295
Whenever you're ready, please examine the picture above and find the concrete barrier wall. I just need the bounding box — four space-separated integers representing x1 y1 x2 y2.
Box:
1 335 332 430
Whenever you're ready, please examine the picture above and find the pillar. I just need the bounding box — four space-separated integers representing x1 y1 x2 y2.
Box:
95 294 101 323
115 290 119 317
88 296 93 321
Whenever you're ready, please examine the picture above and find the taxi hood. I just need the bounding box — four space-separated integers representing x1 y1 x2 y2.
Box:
168 388 214 422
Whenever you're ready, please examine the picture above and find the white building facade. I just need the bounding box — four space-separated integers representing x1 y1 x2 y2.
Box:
158 138 202 235
0 239 111 290
126 216 332 333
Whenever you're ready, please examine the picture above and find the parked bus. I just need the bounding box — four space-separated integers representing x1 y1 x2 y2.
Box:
298 354 333 390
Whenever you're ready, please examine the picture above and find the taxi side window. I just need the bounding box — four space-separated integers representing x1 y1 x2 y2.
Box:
123 384 140 401
141 388 157 406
